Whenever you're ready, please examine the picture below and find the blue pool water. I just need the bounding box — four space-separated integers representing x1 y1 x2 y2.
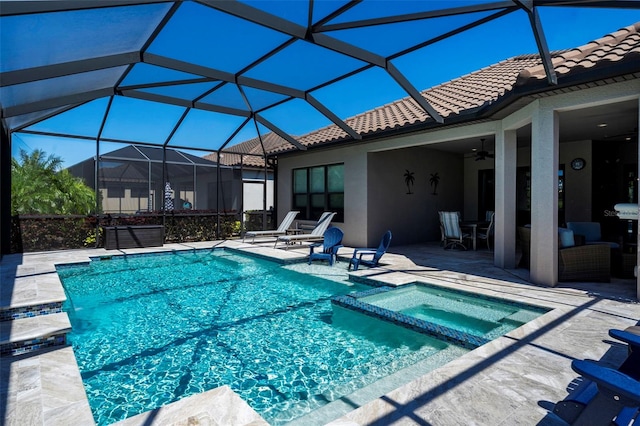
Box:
58 250 464 425
359 283 547 340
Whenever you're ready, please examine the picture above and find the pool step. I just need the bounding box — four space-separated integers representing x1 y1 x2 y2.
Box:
0 312 70 357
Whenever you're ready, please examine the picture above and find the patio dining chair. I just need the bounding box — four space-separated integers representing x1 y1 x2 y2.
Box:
477 212 495 250
485 210 494 222
438 211 471 250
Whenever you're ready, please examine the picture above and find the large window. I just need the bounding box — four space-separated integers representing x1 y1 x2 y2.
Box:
293 164 344 221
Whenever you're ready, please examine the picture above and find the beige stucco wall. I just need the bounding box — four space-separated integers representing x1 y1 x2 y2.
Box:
561 140 593 222
463 140 593 223
277 121 500 247
100 188 150 214
367 147 463 245
463 156 493 221
277 143 463 247
277 144 369 247
278 133 594 247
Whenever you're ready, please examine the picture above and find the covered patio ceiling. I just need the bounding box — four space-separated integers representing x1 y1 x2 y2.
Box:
428 99 640 156
3 0 639 158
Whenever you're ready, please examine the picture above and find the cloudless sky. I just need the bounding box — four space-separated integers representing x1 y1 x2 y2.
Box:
9 2 640 167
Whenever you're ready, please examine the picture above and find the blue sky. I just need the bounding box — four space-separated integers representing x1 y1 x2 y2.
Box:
10 3 640 167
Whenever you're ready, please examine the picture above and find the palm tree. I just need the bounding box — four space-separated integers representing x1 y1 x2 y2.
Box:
404 169 415 194
429 172 440 195
11 149 95 215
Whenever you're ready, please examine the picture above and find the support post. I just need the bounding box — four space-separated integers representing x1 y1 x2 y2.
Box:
0 124 11 256
530 104 559 286
637 97 640 300
494 128 517 268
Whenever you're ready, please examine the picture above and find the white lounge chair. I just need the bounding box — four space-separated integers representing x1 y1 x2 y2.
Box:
243 211 299 243
274 212 336 249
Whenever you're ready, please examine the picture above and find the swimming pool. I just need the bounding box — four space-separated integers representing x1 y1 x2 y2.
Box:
355 283 547 341
58 249 467 425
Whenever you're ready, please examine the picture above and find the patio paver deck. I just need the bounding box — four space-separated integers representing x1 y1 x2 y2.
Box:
1 240 639 425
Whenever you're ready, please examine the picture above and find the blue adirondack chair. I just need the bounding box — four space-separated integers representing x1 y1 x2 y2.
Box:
348 230 392 271
552 328 640 425
308 227 344 266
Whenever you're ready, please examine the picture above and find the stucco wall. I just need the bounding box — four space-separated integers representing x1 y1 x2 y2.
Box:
277 143 463 247
368 147 463 245
561 140 593 222
463 156 493 221
463 140 593 222
277 144 368 246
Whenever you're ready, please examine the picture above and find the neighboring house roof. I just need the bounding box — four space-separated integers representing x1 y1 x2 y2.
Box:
224 21 639 161
204 132 288 167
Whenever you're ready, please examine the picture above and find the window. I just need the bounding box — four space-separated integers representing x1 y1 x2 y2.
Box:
293 164 344 221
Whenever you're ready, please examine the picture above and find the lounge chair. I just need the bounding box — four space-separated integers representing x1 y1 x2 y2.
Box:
243 211 298 243
308 227 344 266
348 230 392 271
439 211 471 250
274 212 336 249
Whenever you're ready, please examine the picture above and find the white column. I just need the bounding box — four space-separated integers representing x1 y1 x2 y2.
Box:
530 104 559 286
637 97 640 300
494 128 517 268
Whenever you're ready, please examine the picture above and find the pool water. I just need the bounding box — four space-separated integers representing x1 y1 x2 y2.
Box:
359 283 547 340
58 250 463 425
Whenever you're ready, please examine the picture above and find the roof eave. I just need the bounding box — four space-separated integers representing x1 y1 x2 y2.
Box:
272 59 640 157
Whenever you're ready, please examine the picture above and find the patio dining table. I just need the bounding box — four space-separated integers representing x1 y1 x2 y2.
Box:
460 221 490 251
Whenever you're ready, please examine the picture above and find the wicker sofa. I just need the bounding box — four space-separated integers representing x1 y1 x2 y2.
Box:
518 226 611 282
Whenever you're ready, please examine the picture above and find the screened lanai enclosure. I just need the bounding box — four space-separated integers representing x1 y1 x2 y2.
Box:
2 0 639 253
68 145 241 214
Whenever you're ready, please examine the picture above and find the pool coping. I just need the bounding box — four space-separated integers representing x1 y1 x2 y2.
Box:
2 240 640 425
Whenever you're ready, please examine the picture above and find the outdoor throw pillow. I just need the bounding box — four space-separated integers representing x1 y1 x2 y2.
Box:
558 228 575 248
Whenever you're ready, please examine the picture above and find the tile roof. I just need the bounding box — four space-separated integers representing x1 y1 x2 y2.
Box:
217 21 640 163
518 22 640 81
203 132 288 167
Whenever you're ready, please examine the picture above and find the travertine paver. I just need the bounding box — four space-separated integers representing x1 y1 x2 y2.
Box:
1 240 639 425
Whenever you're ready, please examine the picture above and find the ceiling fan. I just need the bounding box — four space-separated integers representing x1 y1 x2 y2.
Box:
475 138 494 161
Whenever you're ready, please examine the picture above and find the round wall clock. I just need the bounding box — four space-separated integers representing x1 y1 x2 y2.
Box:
571 158 586 171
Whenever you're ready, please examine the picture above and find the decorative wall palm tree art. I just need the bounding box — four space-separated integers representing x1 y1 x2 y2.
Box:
404 169 415 194
430 172 440 195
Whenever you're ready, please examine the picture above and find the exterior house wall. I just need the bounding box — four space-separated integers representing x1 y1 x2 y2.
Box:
195 170 210 210
368 147 463 245
277 143 463 247
561 140 593 222
243 180 274 211
463 157 493 221
278 121 499 247
99 187 151 214
463 141 592 223
277 144 368 246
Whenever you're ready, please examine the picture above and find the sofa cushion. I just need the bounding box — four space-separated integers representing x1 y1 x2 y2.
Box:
558 228 575 248
567 222 601 243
